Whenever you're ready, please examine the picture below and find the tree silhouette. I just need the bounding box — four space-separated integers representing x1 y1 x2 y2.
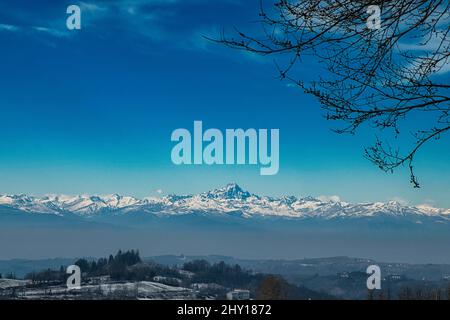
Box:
214 0 450 187
256 275 289 300
447 283 450 300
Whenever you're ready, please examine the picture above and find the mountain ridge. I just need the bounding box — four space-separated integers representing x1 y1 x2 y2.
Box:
1 183 449 221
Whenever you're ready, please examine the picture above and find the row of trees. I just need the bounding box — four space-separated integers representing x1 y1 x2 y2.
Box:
25 250 143 283
26 267 66 284
183 261 334 299
256 275 336 300
74 249 142 280
0 273 17 279
183 260 257 288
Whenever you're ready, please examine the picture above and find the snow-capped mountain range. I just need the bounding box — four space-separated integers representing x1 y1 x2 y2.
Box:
1 183 449 221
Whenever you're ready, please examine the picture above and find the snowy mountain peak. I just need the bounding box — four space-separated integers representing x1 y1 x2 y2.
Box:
0 184 449 222
299 196 321 202
202 183 252 200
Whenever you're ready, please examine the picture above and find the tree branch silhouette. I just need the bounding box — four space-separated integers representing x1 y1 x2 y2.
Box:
210 0 450 187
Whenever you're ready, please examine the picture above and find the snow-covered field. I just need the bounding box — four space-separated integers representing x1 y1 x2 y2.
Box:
7 281 194 300
0 279 31 290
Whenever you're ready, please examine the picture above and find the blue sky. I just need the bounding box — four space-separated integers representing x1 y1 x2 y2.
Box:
0 0 449 207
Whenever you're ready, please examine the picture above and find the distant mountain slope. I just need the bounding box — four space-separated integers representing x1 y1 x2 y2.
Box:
1 183 449 224
2 184 450 262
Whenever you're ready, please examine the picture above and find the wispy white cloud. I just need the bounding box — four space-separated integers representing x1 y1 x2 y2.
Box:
318 195 341 202
0 0 256 60
433 59 450 75
398 32 448 52
0 23 19 32
0 22 70 41
397 28 450 75
32 26 69 38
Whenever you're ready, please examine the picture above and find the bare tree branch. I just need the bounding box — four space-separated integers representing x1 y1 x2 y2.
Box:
211 0 450 187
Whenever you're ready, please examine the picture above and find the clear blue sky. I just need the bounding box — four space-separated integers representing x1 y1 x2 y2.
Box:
0 0 449 207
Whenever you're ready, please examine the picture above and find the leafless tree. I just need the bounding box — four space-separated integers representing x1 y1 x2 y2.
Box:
213 0 450 187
